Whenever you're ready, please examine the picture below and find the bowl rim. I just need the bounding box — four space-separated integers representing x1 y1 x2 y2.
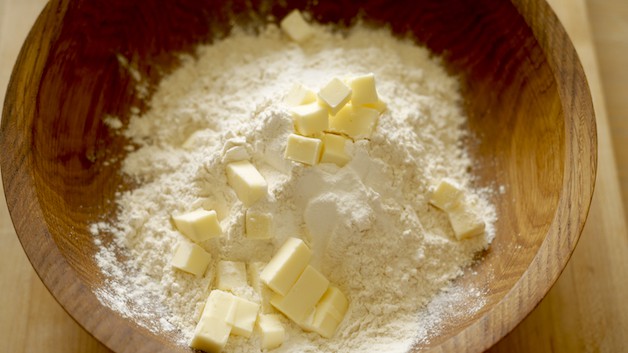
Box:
0 0 597 352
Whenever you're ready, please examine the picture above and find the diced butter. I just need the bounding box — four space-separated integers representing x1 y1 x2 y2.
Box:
290 102 328 136
429 179 464 212
318 78 352 116
284 133 323 166
257 314 285 350
329 104 379 139
171 241 212 277
349 73 379 106
227 296 260 338
217 260 248 292
248 262 277 314
190 316 232 353
304 286 349 338
201 290 237 322
245 211 273 239
271 265 329 323
448 204 486 240
226 160 268 207
320 133 351 167
280 10 314 43
172 209 222 242
260 237 312 296
285 83 317 107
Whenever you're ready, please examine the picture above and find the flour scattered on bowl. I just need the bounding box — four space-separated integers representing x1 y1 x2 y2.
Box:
92 20 496 352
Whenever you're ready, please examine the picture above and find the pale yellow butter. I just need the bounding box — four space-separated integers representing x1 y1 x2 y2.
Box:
280 10 314 43
270 265 329 323
349 73 379 106
320 133 352 167
290 102 328 136
318 78 352 115
329 104 379 139
172 209 222 242
305 286 349 338
226 160 267 207
448 204 486 240
364 99 387 114
227 296 260 338
170 241 212 277
260 237 312 296
200 290 237 322
284 133 323 166
429 179 464 212
217 260 248 292
245 211 273 239
190 316 232 353
285 83 317 107
257 314 285 349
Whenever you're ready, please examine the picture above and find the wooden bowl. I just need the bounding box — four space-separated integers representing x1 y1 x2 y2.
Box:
0 0 596 352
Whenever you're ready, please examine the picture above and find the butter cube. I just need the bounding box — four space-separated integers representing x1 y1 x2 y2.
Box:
284 133 323 166
429 179 464 212
217 260 248 292
257 314 285 349
171 241 212 277
290 102 328 136
191 290 237 353
448 204 486 240
306 286 349 338
280 10 314 43
271 265 329 323
226 160 267 207
227 296 260 338
260 237 312 296
329 104 379 139
364 99 387 114
245 211 272 239
172 209 222 242
318 78 352 115
248 262 277 314
285 83 317 107
349 73 379 106
190 316 232 353
320 133 351 167
201 290 237 322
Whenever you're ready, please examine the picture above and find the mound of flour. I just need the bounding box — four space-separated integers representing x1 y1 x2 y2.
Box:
92 22 496 352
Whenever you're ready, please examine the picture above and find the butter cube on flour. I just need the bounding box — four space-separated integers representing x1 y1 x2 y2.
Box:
171 241 212 277
304 286 349 338
448 204 486 240
364 99 387 114
245 211 272 239
429 179 464 212
257 314 285 349
280 10 314 43
285 83 317 107
318 78 352 116
260 237 312 296
172 209 222 242
320 133 352 167
329 104 379 139
284 133 323 166
191 290 237 353
227 296 260 338
349 73 379 106
226 160 267 207
217 260 248 292
270 265 330 323
290 102 328 136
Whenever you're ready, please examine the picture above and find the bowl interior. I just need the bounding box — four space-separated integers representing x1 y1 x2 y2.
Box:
1 0 595 352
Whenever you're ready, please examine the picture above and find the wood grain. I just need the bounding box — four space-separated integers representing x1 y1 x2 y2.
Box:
0 0 624 352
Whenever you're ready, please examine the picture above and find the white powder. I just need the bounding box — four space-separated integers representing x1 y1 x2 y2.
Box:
93 22 496 352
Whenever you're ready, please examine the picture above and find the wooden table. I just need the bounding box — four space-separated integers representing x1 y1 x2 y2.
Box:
1 0 626 351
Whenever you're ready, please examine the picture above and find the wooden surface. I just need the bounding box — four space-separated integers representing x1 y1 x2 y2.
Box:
0 1 623 353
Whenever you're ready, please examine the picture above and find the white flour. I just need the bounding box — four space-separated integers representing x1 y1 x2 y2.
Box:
92 22 496 352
